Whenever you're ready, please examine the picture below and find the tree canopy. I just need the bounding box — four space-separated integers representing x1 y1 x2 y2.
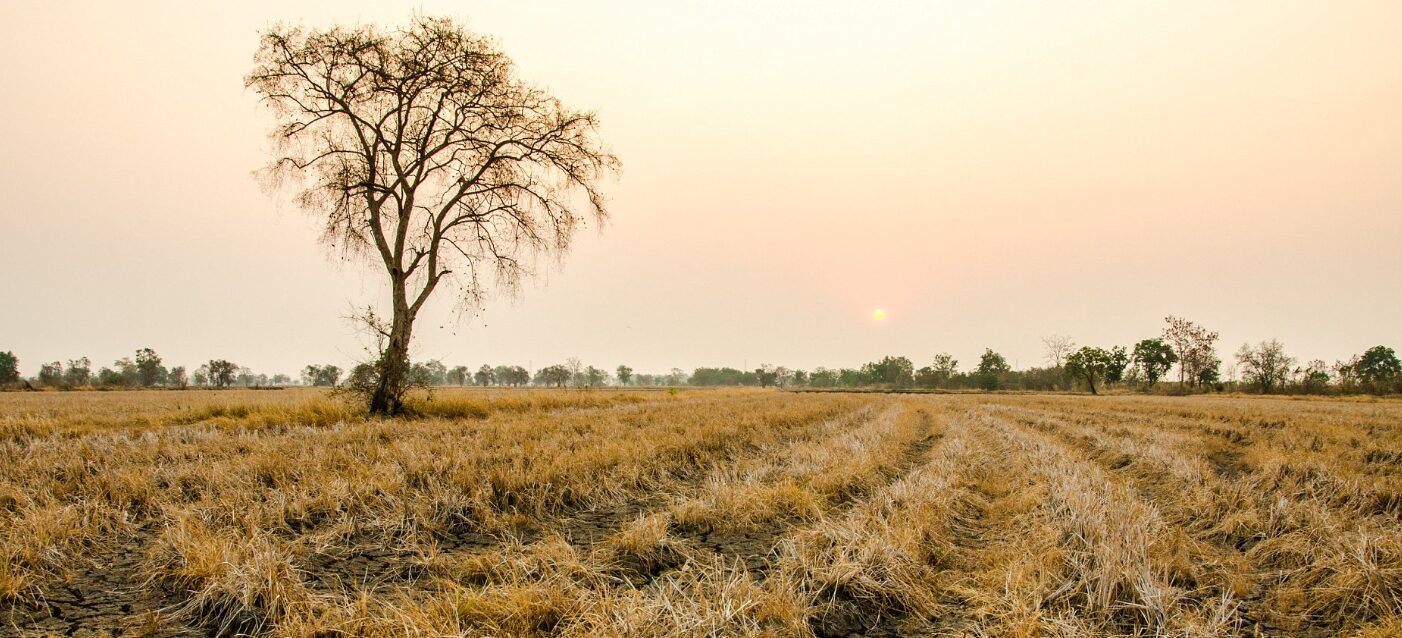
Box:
1131 338 1177 387
1066 346 1115 395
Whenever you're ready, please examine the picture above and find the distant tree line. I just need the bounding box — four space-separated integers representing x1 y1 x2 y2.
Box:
685 316 1400 396
4 317 1398 395
0 348 293 390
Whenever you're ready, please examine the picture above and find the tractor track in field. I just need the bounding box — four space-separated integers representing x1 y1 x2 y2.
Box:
432 402 947 602
297 402 886 597
716 419 942 580
909 413 1039 637
571 405 943 587
804 429 961 638
984 403 1374 638
985 405 1268 626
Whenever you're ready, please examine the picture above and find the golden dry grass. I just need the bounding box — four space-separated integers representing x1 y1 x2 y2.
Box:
2 389 1400 637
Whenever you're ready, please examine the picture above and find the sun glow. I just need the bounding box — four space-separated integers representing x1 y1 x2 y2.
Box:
873 308 886 320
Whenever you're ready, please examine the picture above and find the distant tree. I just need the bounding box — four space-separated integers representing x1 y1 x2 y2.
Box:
1042 335 1075 369
838 368 872 387
1333 355 1360 391
506 366 531 386
931 353 959 377
0 352 18 385
1195 351 1222 387
1106 346 1130 385
303 365 342 387
566 358 585 387
755 365 778 388
1065 347 1114 395
168 366 189 389
534 364 571 387
1299 359 1331 394
417 360 448 386
810 367 838 388
691 367 757 386
475 365 495 387
446 365 470 386
1131 339 1177 388
790 369 809 386
269 373 292 386
863 356 915 387
977 349 1011 375
345 363 377 391
407 362 436 387
112 358 140 387
917 353 959 389
192 365 209 387
38 361 64 387
431 362 451 385
1163 316 1219 389
1356 346 1401 392
249 16 618 415
135 348 166 387
616 365 634 386
584 366 607 387
319 365 342 387
1236 340 1294 394
775 366 795 388
64 358 93 387
97 367 126 386
1120 363 1145 387
973 348 1010 390
207 360 239 389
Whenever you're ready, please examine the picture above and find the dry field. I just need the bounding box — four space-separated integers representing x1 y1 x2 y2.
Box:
2 389 1401 637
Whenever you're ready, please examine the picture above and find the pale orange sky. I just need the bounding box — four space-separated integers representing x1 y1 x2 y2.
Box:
2 1 1400 376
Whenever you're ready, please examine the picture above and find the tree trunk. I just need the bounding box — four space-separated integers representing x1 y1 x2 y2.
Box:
1087 375 1098 395
370 281 414 416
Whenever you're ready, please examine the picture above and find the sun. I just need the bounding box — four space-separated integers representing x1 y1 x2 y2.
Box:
872 308 886 320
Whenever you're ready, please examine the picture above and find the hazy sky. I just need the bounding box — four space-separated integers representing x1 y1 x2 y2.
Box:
2 1 1400 376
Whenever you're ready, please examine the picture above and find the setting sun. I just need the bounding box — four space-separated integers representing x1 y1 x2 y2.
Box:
873 308 886 321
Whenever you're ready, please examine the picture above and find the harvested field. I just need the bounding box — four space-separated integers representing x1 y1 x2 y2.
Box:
3 389 1401 637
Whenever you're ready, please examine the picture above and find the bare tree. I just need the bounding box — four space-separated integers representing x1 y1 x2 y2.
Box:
565 357 584 387
1041 334 1075 369
1162 316 1219 389
1236 339 1294 394
248 17 618 415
